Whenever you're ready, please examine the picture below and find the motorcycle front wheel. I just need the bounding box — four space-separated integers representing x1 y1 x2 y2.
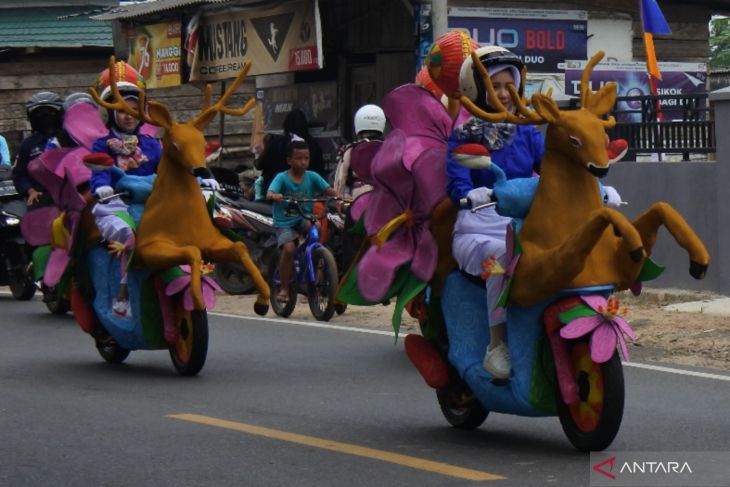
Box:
557 341 624 452
214 262 255 295
169 309 209 377
42 284 70 315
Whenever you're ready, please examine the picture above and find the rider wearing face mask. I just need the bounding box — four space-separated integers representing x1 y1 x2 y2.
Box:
12 91 64 206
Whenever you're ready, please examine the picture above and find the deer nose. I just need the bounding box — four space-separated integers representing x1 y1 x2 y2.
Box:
586 162 609 178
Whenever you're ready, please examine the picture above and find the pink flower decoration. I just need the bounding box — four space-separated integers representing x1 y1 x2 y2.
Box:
348 129 446 302
165 264 222 311
559 295 636 363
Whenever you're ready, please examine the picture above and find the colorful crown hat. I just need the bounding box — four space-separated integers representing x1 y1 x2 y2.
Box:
425 30 479 99
96 61 146 94
415 65 444 100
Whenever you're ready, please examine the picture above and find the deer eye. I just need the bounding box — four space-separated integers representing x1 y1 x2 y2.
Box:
569 135 582 148
171 142 180 151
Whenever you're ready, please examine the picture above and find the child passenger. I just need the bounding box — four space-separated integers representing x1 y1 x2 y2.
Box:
266 139 340 304
89 61 161 318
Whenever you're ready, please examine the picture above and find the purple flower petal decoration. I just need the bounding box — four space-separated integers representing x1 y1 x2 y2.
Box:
357 231 413 302
580 294 609 312
590 322 618 363
630 280 643 296
560 315 603 339
349 191 371 223
349 140 383 186
182 289 195 311
612 316 636 341
166 275 191 296
410 224 438 283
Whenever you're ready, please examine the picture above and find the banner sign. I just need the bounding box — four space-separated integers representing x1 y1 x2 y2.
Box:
564 60 707 121
187 0 322 81
259 80 338 135
126 21 182 89
418 6 587 73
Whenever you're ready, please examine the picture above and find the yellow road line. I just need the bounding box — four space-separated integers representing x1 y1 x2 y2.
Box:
168 413 505 482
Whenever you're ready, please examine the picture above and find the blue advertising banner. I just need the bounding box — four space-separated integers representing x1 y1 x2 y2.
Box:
564 60 707 121
418 7 588 73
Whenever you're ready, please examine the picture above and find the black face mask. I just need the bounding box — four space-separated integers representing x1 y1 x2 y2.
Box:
29 107 62 135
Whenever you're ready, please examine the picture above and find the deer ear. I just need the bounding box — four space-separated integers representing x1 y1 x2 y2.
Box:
146 101 174 129
531 94 561 123
587 82 617 116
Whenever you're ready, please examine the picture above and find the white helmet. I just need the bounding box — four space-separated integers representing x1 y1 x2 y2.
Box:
354 104 385 135
459 45 524 104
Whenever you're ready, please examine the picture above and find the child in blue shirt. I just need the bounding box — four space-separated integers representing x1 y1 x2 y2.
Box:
266 139 340 303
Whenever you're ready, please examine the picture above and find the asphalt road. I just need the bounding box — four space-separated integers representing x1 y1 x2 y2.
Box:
1 295 729 487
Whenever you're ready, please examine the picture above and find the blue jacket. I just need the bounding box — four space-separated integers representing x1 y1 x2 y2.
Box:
446 117 544 205
90 133 161 193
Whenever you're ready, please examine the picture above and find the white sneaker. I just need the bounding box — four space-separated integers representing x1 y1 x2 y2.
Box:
483 341 511 379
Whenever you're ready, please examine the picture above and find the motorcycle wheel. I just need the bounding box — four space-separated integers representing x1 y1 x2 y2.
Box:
7 257 36 301
169 309 209 377
42 284 70 315
557 341 624 452
436 385 489 430
307 247 338 322
96 336 131 364
213 262 255 295
268 250 297 318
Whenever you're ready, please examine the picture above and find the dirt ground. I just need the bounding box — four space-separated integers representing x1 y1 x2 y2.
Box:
215 287 730 371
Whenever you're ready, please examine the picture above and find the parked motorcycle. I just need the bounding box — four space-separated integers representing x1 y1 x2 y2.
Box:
0 166 36 300
208 166 277 295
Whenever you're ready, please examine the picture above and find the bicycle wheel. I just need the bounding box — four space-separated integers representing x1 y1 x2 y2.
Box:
214 262 255 295
268 250 297 317
307 247 338 321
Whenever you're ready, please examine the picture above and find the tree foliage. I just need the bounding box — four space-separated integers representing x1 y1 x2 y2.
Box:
710 17 730 70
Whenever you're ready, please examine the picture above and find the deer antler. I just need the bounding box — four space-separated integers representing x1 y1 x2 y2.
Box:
459 51 545 125
192 60 256 128
579 50 618 128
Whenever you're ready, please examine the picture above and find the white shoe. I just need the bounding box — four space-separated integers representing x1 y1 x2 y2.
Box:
483 341 511 379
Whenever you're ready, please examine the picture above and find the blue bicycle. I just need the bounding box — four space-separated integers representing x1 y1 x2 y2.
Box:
268 198 340 321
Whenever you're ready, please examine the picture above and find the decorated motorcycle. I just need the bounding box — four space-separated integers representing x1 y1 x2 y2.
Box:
31 57 270 375
338 47 709 451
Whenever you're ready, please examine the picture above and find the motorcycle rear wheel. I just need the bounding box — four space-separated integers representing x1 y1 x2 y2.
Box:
96 336 131 364
307 247 338 321
557 341 624 452
436 385 489 430
7 257 36 300
169 309 209 376
214 262 255 295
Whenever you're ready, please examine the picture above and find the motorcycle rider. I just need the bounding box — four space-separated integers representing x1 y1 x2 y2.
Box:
12 91 64 206
333 104 386 199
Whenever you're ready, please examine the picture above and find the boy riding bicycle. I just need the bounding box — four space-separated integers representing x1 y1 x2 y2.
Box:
266 139 340 304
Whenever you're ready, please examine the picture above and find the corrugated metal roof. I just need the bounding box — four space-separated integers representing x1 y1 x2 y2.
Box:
0 7 113 47
91 0 232 20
